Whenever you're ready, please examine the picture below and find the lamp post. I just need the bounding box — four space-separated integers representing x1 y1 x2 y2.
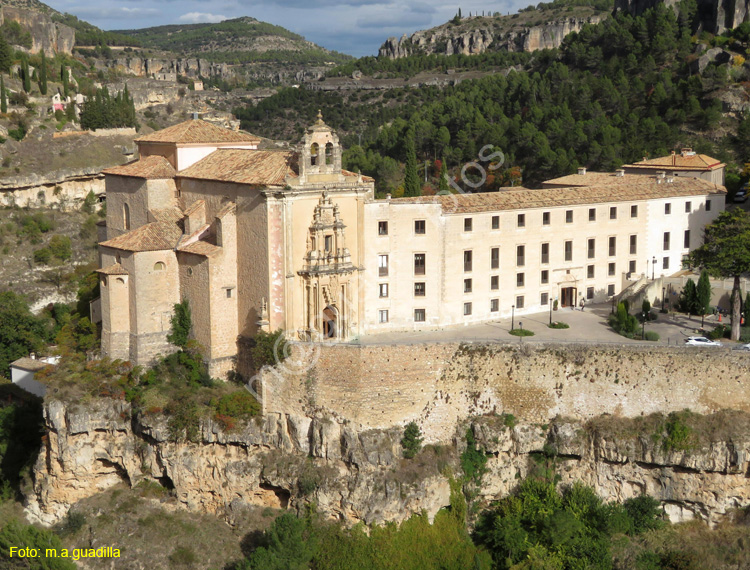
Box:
511 304 515 331
652 256 657 280
662 286 666 310
549 298 553 325
642 311 646 340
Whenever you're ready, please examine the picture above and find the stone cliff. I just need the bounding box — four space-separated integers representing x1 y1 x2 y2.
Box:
0 6 74 55
614 0 750 34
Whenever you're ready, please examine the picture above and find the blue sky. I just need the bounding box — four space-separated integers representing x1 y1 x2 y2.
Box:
42 0 526 57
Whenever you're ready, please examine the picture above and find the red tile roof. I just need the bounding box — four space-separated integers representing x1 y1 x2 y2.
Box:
625 151 724 171
135 120 260 145
96 262 129 275
178 149 298 186
102 156 176 179
99 222 182 252
177 240 221 257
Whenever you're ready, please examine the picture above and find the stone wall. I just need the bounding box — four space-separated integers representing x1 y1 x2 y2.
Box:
262 342 750 442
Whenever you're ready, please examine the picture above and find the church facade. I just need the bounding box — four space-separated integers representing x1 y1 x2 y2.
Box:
95 117 726 378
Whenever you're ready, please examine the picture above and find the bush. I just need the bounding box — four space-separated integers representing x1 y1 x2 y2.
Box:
168 546 197 566
212 390 260 430
400 421 423 458
644 331 660 341
509 328 534 336
707 324 729 340
251 329 287 370
167 300 191 347
460 428 487 482
548 321 569 329
33 247 51 264
48 235 72 261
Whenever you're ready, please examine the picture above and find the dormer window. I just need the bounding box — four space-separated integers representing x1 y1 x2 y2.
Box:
325 142 333 165
310 142 319 166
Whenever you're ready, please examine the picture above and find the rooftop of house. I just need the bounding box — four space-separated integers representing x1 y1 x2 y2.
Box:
102 155 176 180
389 176 725 214
99 221 183 252
178 149 299 186
10 357 56 372
135 119 261 145
624 149 725 171
542 170 644 187
96 262 129 275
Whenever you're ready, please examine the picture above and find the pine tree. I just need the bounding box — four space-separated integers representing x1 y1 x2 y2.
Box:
458 7 462 18
0 36 11 74
438 158 450 194
1 76 6 115
21 57 30 93
403 128 420 197
696 269 712 326
61 66 69 99
39 51 47 95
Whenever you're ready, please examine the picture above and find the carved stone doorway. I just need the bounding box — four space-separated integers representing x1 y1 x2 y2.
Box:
322 305 338 339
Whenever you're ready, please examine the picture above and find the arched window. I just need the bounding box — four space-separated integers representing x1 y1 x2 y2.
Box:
310 142 319 166
115 277 125 284
123 203 130 230
154 262 166 271
325 142 333 165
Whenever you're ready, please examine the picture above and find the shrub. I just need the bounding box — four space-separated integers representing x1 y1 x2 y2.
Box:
707 324 729 340
501 413 517 429
644 331 660 341
548 321 569 329
33 247 51 264
251 329 287 370
168 546 197 566
460 428 487 482
48 235 72 261
663 411 695 452
400 421 423 458
167 300 191 347
509 328 534 336
212 390 260 430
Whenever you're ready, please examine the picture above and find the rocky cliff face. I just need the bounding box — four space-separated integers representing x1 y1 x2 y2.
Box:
614 0 749 34
378 16 602 58
0 7 74 55
26 399 750 529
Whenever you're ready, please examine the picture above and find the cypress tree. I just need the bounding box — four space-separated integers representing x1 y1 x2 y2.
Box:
0 36 11 74
61 65 68 98
39 51 47 95
21 57 30 93
403 128 420 197
438 158 450 194
1 76 6 114
696 269 712 326
458 7 462 18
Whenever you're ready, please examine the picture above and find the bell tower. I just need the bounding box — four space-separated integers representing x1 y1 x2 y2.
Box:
298 111 345 185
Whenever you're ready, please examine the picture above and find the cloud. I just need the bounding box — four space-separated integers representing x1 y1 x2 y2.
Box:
236 0 394 9
355 6 434 29
68 5 160 19
178 12 228 23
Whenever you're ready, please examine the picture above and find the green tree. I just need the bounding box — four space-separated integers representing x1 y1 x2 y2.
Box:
38 50 47 95
0 292 52 377
696 269 712 327
21 56 30 93
168 300 192 348
48 235 72 261
400 421 423 458
0 75 6 114
61 65 69 98
0 35 11 73
679 278 699 318
403 127 420 197
0 520 77 569
438 157 450 194
246 513 316 570
690 209 750 340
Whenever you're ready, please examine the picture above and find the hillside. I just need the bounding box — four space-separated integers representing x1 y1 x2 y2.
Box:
0 0 56 14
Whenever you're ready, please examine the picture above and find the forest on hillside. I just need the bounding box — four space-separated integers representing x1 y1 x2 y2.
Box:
235 1 750 192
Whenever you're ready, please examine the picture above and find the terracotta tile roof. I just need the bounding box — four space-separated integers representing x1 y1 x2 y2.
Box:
135 120 260 145
342 169 375 182
102 155 176 179
10 357 53 372
184 200 205 217
150 207 184 224
390 177 725 214
178 149 298 186
96 262 129 275
625 151 724 171
177 240 221 257
100 222 182 252
543 172 644 187
216 202 236 219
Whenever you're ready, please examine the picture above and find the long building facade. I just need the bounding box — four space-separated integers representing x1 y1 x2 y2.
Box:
94 117 726 378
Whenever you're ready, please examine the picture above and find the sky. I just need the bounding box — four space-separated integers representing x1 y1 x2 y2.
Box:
42 0 526 57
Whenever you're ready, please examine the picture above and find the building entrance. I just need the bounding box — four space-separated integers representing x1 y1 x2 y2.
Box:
560 287 577 307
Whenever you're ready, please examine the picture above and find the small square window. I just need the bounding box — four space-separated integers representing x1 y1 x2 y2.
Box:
629 260 636 274
631 205 638 218
464 250 473 272
541 243 549 264
516 295 525 309
378 221 388 235
707 199 712 211
414 309 425 322
517 272 525 287
566 210 573 224
414 220 426 234
587 265 594 279
491 275 499 290
663 232 670 251
464 278 473 293
464 218 473 232
608 237 616 256
664 203 671 215
379 283 388 298
663 256 670 270
414 282 425 296
630 235 637 255
542 212 550 225
607 284 615 296
463 302 472 316
517 214 526 228
541 292 549 306
226 288 233 298
491 299 499 312
541 270 549 284
610 206 617 220
586 287 594 300
491 247 500 270
379 254 389 277
379 310 389 323
588 238 595 259
414 253 425 275
517 245 525 267
608 262 616 276
491 215 500 230
588 208 596 222
685 201 691 213
564 240 573 262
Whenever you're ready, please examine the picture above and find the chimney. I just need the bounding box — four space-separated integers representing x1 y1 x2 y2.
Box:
30 352 36 360
656 170 666 179
192 112 199 120
578 167 586 176
386 193 392 200
615 169 625 177
671 150 676 166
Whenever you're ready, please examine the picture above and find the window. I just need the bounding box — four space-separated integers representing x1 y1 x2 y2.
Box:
588 238 595 259
226 288 234 298
378 221 388 235
685 201 692 213
414 254 426 275
414 220 426 234
153 261 165 271
607 284 615 296
663 232 670 251
541 270 549 284
464 278 473 293
587 265 594 279
706 199 712 211
608 236 616 256
629 260 636 274
516 296 525 309
378 254 389 276
464 302 472 316
414 309 425 322
516 245 525 267
564 240 573 262
630 235 637 255
491 276 499 290
517 214 525 228
310 142 319 166
631 205 638 218
663 256 670 270
123 203 130 230
684 230 690 249
665 202 671 215
608 262 616 276
517 272 525 287
325 142 333 165
589 208 596 222
464 250 473 272
491 299 499 312
325 235 332 252
541 243 549 264
491 215 500 230
414 282 425 296
587 287 594 300
464 218 473 232
379 310 389 323
379 283 389 298
491 247 500 269
542 212 550 225
541 292 549 306
566 210 573 223
609 206 617 220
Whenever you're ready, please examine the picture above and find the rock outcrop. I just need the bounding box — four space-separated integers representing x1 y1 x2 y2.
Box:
26 398 750 529
0 7 74 56
615 0 750 35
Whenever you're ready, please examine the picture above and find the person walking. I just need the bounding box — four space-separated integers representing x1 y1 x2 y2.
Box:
580 297 585 311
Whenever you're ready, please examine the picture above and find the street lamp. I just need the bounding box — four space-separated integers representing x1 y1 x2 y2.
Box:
511 304 515 331
642 311 646 340
549 298 553 325
662 286 666 310
652 256 657 280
